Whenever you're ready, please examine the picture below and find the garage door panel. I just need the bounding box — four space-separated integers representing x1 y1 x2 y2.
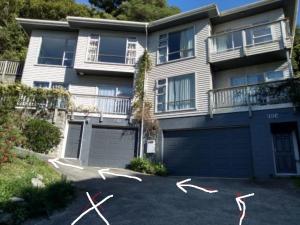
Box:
163 127 253 177
89 127 137 168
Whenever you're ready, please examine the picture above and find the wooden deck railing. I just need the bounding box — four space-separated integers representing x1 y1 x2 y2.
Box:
71 94 132 115
0 60 24 82
208 79 292 116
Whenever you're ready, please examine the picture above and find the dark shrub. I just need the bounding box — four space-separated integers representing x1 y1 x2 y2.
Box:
24 119 61 154
128 158 168 176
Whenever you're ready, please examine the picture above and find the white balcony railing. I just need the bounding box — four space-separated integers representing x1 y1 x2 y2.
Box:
0 60 24 82
208 19 291 63
208 79 292 116
71 94 131 115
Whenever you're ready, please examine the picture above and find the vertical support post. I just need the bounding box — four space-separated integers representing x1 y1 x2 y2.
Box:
286 50 294 78
1 61 8 82
247 87 252 118
280 20 287 48
208 37 212 62
208 90 214 118
242 30 247 56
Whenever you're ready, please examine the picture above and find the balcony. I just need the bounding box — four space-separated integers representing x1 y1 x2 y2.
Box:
0 60 24 83
208 79 292 116
71 94 132 116
208 20 292 70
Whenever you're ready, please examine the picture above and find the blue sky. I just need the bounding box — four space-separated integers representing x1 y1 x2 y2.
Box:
76 0 299 25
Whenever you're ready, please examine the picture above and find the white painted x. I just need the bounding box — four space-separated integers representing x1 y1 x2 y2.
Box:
71 192 113 225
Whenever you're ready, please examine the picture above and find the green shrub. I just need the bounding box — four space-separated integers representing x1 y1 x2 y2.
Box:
23 119 61 154
128 158 168 176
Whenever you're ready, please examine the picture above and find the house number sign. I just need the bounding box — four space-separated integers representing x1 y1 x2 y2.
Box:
267 113 279 119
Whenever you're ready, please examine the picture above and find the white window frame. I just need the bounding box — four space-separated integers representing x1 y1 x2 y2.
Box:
38 37 76 67
86 34 137 65
157 26 195 65
213 31 243 53
155 73 196 113
246 25 273 46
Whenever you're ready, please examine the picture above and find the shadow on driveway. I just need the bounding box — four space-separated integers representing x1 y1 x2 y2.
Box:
24 161 300 225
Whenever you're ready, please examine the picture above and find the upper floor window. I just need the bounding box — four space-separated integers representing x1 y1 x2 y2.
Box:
230 71 284 87
246 25 272 45
156 74 195 112
34 81 68 89
158 27 195 64
38 37 76 67
87 35 137 65
213 31 243 53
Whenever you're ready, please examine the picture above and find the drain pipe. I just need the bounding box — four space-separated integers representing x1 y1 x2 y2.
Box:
139 23 148 158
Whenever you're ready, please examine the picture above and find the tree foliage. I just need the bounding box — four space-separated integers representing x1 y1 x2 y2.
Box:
292 27 300 76
90 0 180 22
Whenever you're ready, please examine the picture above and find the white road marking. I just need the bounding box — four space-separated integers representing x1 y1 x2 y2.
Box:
176 179 218 194
235 193 255 225
98 168 142 182
48 158 84 170
71 192 113 225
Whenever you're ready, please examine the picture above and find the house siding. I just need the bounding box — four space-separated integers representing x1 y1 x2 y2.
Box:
146 19 212 119
21 30 133 97
74 29 146 74
209 9 290 64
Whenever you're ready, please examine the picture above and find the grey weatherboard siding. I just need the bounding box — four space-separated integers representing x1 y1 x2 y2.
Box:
158 107 300 178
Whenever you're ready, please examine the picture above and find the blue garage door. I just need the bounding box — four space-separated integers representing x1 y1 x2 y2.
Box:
163 127 253 177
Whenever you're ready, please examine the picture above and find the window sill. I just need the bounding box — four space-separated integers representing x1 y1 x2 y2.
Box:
84 61 135 67
154 108 197 115
156 56 196 66
34 64 73 69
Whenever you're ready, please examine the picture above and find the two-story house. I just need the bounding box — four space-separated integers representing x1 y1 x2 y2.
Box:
17 0 299 178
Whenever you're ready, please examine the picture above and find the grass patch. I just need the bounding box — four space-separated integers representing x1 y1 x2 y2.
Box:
128 158 168 176
0 154 74 224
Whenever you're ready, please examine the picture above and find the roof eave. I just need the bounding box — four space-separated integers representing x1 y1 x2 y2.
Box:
16 18 74 34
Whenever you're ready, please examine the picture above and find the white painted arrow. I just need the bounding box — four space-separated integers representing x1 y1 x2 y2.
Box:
176 179 218 194
235 193 255 225
98 169 142 182
71 192 113 225
48 158 84 170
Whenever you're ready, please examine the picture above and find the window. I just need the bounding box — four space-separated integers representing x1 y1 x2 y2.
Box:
51 82 68 90
34 81 50 88
246 25 272 45
265 71 284 81
158 27 194 64
38 37 76 66
231 71 285 87
87 35 137 65
156 74 195 112
213 31 243 53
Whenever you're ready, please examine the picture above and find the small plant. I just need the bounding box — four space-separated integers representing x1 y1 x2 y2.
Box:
128 158 168 176
23 119 61 154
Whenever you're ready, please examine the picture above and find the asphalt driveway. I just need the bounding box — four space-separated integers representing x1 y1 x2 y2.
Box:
25 159 300 225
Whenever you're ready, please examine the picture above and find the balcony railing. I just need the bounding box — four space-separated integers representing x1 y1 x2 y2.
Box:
0 60 24 82
208 19 291 63
71 94 131 115
208 79 292 115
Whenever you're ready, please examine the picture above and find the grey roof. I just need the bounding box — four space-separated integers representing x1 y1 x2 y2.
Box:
16 0 298 35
